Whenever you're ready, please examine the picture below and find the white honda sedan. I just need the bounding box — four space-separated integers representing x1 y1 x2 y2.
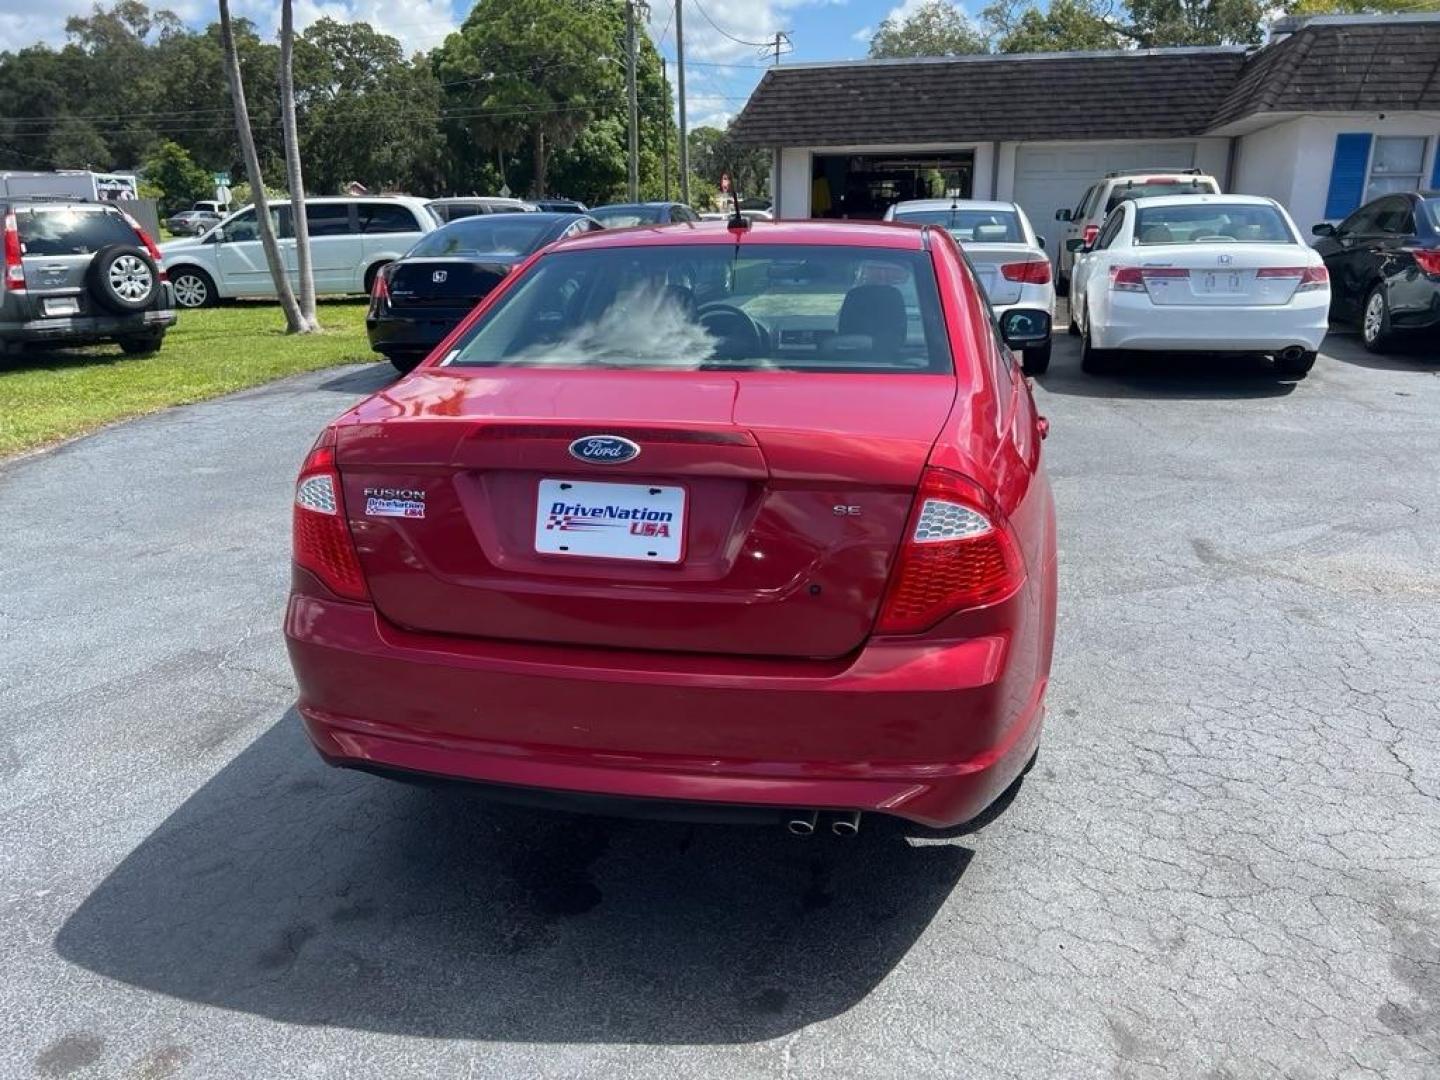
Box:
1068 194 1329 378
885 199 1056 374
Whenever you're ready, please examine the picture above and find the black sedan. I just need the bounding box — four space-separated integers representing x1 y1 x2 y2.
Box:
589 202 701 228
367 212 602 373
1312 191 1440 353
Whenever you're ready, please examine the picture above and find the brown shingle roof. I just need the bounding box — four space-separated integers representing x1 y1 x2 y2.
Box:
728 48 1247 146
729 18 1440 147
1211 19 1440 129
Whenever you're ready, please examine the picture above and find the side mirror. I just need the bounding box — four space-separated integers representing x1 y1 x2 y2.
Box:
999 308 1052 350
1037 235 1046 250
1311 222 1336 238
1066 238 1086 253
209 227 225 243
1054 208 1072 222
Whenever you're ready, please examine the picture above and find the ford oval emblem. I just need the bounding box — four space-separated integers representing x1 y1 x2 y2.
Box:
568 435 641 464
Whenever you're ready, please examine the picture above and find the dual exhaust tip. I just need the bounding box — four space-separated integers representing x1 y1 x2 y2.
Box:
786 810 861 837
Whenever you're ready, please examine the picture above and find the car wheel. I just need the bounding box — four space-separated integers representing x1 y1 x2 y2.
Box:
1361 284 1393 353
1079 313 1114 375
1276 349 1317 378
389 351 426 375
171 267 216 309
88 245 159 314
1022 339 1051 376
118 332 165 356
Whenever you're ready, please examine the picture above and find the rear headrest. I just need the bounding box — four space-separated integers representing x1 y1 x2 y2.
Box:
838 284 906 355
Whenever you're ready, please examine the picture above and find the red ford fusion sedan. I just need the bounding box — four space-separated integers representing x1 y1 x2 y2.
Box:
284 219 1057 831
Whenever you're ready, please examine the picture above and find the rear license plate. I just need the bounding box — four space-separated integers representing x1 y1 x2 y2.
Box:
1195 271 1245 294
43 297 79 316
535 478 685 563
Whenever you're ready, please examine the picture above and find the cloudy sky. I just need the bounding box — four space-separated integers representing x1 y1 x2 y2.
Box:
0 0 971 129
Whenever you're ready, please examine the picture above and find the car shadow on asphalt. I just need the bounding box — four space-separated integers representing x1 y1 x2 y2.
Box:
55 710 974 1043
1319 330 1440 373
316 364 399 394
1035 349 1301 400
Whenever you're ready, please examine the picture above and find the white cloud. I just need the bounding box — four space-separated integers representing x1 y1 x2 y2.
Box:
850 24 873 43
0 0 198 52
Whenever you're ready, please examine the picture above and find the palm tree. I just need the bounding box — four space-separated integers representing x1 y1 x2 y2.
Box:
217 0 306 332
279 0 318 331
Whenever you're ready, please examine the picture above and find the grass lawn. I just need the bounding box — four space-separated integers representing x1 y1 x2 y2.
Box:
0 300 375 459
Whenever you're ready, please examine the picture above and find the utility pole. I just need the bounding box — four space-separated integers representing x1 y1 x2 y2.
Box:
769 31 791 65
676 0 689 204
625 0 639 202
661 60 671 201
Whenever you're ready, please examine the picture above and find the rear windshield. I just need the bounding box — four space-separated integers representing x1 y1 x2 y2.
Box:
1423 198 1440 231
409 217 552 258
893 208 1023 243
17 208 137 255
444 243 951 374
1135 204 1295 245
591 206 662 228
1106 178 1217 212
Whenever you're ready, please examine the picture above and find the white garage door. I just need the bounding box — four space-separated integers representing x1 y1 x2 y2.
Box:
1013 142 1196 259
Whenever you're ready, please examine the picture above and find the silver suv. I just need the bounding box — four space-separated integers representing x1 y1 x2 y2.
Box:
1 199 176 360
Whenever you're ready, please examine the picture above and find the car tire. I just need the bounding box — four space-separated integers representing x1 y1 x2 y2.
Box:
1079 314 1115 375
1022 339 1052 376
1361 284 1393 353
1276 349 1316 378
1067 304 1081 336
118 332 165 356
87 245 159 314
389 350 426 375
171 267 216 309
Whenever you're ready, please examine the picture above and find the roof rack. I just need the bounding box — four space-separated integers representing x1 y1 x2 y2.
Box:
1104 167 1204 178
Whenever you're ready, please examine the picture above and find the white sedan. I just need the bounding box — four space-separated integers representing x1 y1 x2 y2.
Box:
885 199 1056 374
1068 194 1329 377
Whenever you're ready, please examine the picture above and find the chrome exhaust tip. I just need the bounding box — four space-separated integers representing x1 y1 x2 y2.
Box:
1278 345 1305 363
830 811 861 837
786 811 818 837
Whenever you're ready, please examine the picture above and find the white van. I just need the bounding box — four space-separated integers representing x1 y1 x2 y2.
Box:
160 196 436 308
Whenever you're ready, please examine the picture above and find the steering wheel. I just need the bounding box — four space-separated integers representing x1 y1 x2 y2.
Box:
698 302 766 358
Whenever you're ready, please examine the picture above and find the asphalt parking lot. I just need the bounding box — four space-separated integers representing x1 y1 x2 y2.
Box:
2 328 1438 1079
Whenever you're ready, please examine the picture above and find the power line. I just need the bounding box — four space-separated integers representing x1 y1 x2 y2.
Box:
688 0 775 49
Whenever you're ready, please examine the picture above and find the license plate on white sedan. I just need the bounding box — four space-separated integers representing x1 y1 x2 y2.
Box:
43 297 79 316
535 478 685 563
1194 270 1247 294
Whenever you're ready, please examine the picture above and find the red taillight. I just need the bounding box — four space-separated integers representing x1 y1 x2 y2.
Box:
1082 224 1100 247
1110 266 1145 292
1000 258 1052 285
369 264 391 314
876 469 1025 635
3 212 24 291
1257 265 1328 291
120 210 168 282
1413 249 1440 276
293 435 368 601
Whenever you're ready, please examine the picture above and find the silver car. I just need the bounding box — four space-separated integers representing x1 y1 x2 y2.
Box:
884 198 1057 373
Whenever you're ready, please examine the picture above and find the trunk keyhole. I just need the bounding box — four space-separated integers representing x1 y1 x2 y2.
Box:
809 584 822 596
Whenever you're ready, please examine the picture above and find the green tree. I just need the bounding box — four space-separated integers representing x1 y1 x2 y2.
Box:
435 0 622 198
984 0 1127 52
1121 0 1265 46
1285 0 1431 12
869 0 989 57
43 117 111 169
142 139 211 213
687 124 769 202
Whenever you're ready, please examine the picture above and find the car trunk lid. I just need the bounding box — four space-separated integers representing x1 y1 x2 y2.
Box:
387 255 520 312
1126 245 1311 306
335 368 956 659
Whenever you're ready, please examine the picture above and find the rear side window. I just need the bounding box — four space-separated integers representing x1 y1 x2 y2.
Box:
1423 199 1440 231
445 243 952 374
1134 203 1294 245
1106 179 1216 213
358 203 420 233
17 208 136 255
306 204 353 236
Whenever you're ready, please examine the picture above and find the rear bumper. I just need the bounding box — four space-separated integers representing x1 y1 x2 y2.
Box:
285 594 1047 828
1 289 176 344
366 310 465 356
1094 291 1329 353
